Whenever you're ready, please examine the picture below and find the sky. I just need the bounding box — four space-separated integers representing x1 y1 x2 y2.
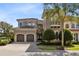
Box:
0 3 43 27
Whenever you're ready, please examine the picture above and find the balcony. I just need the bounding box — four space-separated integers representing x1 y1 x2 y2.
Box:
50 25 61 30
18 22 37 28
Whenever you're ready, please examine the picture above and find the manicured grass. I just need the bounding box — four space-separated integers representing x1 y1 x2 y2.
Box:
37 43 79 51
37 44 58 52
65 44 79 50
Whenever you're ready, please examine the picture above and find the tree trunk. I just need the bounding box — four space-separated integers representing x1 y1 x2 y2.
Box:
61 18 64 49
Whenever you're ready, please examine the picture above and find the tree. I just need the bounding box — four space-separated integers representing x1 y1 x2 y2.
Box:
42 29 55 44
0 21 14 40
42 3 79 48
59 29 73 45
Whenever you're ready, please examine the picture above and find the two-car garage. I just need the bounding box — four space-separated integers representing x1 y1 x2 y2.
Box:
14 28 37 43
16 34 34 42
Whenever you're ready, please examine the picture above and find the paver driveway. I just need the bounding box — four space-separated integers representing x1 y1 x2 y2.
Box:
0 43 30 56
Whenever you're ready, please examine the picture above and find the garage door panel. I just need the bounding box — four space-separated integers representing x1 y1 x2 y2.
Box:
27 34 34 42
17 34 24 42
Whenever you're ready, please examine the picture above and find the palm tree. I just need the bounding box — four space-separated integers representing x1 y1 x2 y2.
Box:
42 3 65 48
42 3 79 49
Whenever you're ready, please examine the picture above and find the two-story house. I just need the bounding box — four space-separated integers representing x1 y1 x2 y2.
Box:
14 18 43 42
14 17 79 43
43 16 79 42
64 21 79 42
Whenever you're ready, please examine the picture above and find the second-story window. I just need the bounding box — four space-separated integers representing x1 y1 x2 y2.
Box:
65 24 69 28
76 24 79 28
19 22 22 27
18 22 37 28
28 23 32 26
71 24 75 28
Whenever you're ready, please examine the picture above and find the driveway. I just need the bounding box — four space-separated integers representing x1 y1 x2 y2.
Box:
0 43 30 56
0 42 79 56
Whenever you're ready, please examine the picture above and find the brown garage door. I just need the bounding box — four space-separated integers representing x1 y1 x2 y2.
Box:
17 34 24 42
27 34 34 42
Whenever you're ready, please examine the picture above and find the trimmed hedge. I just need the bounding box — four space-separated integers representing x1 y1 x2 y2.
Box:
42 29 55 44
59 29 73 45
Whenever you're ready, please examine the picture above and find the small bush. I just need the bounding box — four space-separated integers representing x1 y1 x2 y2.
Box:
42 29 55 44
0 37 10 45
0 40 8 45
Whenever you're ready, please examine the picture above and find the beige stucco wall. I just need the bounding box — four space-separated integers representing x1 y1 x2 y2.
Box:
14 28 37 42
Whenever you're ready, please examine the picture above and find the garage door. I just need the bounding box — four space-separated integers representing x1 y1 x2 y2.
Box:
17 34 24 42
27 34 34 42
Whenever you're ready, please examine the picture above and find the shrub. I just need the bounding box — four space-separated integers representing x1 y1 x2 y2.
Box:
0 40 8 45
0 37 10 45
42 29 55 44
59 29 73 45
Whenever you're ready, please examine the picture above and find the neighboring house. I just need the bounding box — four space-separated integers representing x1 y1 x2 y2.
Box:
43 16 79 42
64 21 79 42
0 28 2 33
14 18 43 42
0 28 4 37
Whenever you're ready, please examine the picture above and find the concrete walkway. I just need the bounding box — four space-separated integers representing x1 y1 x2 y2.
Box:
26 43 41 52
25 50 68 56
25 50 79 56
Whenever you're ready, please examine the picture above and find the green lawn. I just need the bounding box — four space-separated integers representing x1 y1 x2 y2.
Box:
37 44 58 52
65 44 79 50
37 44 79 51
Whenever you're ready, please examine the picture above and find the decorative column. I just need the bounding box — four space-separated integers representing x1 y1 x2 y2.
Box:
14 34 17 42
75 23 76 29
34 34 37 42
72 33 75 42
24 34 26 42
